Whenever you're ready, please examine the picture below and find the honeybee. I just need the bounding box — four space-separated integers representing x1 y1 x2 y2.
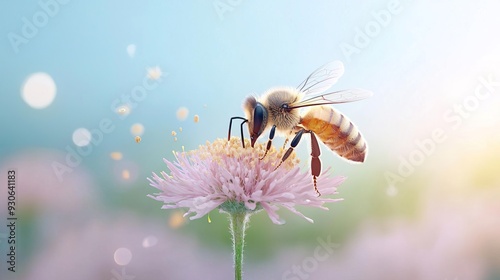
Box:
228 60 372 195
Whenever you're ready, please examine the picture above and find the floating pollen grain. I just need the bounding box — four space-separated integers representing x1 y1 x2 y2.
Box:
171 131 177 136
193 115 200 123
117 106 130 116
174 137 177 142
179 127 183 132
135 136 141 143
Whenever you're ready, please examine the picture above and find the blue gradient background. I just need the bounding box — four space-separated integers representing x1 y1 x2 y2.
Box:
1 1 500 279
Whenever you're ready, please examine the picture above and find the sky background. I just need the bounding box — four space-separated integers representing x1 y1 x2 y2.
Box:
1 0 500 279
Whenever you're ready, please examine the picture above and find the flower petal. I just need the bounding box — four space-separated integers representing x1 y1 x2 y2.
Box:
147 138 345 224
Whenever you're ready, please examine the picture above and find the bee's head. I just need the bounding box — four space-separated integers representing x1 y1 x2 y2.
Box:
243 96 268 147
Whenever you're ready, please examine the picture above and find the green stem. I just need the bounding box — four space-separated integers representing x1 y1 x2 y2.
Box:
229 211 249 280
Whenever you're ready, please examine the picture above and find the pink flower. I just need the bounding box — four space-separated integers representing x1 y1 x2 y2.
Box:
148 138 345 224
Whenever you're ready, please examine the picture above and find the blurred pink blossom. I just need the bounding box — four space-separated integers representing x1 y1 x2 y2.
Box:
24 215 231 280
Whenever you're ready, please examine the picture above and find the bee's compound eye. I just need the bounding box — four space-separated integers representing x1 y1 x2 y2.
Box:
252 103 267 138
253 107 264 135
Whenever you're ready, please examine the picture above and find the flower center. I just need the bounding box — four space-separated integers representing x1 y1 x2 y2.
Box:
189 137 299 170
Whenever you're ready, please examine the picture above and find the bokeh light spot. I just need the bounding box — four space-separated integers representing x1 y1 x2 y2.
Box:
130 123 144 136
147 66 162 80
113 160 139 184
72 128 91 147
176 107 189 121
122 169 130 180
126 44 136 58
110 152 123 161
21 72 57 109
114 247 132 266
142 235 158 248
169 211 186 229
194 114 200 123
386 185 398 197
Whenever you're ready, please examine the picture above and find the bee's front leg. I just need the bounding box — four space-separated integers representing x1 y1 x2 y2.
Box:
260 125 276 160
228 116 248 148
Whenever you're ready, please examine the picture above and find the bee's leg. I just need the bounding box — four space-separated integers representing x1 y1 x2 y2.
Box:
260 125 276 160
275 129 322 196
239 119 248 147
228 116 248 148
274 128 305 170
307 131 322 196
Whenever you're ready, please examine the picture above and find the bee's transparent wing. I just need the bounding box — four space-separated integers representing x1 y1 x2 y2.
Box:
289 89 373 109
297 60 345 95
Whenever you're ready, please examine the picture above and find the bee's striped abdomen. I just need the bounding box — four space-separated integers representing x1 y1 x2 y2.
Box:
300 106 367 162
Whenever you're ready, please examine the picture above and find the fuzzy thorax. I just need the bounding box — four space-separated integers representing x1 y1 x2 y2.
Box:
259 87 302 132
